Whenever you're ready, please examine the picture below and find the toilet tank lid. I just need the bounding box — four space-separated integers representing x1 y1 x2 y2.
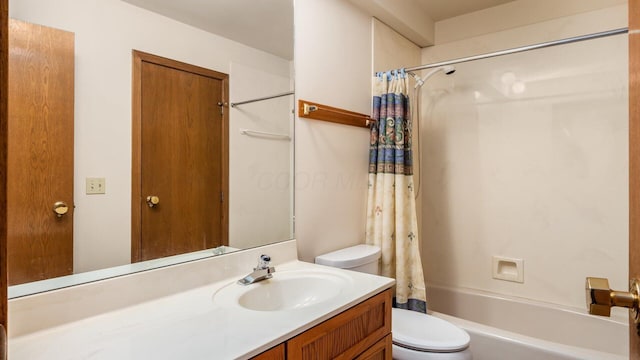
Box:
314 244 381 269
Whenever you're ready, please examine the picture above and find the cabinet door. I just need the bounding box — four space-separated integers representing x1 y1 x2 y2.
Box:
287 289 392 359
251 344 285 360
354 334 392 360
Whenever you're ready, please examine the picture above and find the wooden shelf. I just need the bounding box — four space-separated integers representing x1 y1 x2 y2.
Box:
297 99 371 128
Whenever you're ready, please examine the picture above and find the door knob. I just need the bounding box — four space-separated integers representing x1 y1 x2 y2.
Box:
52 201 69 217
146 195 160 208
585 277 640 323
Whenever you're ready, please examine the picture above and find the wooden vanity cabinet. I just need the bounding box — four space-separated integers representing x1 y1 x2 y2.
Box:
354 334 392 360
251 288 392 360
252 344 286 360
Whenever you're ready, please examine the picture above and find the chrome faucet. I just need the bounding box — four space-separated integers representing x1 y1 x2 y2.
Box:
237 254 275 285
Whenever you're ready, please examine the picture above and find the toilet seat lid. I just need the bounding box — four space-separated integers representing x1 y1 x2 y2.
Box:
392 308 470 352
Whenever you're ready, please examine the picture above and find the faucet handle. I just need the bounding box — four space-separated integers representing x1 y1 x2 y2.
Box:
255 254 272 270
586 277 640 319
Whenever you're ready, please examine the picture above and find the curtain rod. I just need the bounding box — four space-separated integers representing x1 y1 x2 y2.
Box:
390 28 628 74
230 91 294 107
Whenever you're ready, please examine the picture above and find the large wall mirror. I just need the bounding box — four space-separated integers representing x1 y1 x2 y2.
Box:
7 0 294 297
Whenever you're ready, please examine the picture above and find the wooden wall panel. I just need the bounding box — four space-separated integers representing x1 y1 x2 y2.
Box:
631 0 640 358
0 0 9 352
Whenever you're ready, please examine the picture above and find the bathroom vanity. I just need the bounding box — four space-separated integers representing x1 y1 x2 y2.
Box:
253 289 392 359
7 240 394 359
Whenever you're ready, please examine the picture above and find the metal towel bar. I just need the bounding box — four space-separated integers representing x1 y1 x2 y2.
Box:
239 128 291 140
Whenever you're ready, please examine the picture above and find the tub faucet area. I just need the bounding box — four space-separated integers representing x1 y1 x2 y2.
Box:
237 255 275 285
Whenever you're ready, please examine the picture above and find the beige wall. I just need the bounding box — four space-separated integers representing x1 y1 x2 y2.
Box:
294 2 424 263
372 18 421 75
9 0 292 273
435 0 626 45
228 63 293 249
420 3 628 312
294 0 372 262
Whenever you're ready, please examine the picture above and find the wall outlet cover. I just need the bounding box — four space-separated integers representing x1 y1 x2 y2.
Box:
86 177 106 195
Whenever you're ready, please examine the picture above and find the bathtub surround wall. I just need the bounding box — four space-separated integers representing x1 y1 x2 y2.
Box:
9 0 292 273
421 3 629 311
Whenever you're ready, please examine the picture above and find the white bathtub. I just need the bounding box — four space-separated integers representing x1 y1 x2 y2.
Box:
426 284 628 360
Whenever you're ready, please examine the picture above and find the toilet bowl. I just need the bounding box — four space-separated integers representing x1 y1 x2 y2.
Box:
315 245 472 360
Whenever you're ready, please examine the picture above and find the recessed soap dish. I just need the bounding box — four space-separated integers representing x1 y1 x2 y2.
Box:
492 256 524 283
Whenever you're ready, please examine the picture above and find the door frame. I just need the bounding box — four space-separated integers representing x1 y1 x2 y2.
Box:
131 50 229 262
629 0 640 357
1 0 8 343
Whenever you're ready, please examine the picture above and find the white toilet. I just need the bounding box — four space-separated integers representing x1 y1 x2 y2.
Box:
315 245 472 360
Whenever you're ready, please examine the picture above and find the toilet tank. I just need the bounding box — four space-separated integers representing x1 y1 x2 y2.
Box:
314 244 381 275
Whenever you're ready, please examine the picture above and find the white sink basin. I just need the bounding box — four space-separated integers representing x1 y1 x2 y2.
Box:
213 269 353 311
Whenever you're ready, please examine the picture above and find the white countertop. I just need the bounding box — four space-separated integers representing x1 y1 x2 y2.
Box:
9 260 394 360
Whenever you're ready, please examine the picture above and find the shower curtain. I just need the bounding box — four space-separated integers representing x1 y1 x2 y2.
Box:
366 71 427 313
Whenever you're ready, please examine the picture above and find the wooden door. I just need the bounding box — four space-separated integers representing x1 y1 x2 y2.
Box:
132 51 228 262
631 0 640 358
0 0 8 356
7 19 74 285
